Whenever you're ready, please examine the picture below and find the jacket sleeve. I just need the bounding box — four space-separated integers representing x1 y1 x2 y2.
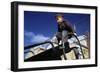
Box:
64 20 74 33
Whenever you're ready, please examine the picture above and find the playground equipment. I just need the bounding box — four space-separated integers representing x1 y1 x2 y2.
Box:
24 32 89 61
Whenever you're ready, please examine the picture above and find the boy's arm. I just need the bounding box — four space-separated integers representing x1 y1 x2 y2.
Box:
64 21 74 33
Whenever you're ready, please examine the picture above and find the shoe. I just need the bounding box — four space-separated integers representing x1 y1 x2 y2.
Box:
64 42 72 53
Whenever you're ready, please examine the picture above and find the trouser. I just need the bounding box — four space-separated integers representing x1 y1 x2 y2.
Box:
56 30 69 60
56 30 69 49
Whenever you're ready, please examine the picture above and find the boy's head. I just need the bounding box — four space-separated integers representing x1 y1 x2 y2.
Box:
55 14 64 22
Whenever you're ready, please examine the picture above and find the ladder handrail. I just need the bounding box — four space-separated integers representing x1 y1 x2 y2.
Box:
24 41 54 50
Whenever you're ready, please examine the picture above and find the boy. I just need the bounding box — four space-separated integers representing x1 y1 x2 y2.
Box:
55 14 74 59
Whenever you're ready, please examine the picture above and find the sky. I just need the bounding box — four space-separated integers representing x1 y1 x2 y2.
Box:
24 11 90 47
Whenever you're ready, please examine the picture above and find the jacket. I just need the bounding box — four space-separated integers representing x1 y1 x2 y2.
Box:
57 20 74 33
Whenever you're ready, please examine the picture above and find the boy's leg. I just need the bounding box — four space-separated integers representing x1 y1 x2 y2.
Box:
62 30 69 48
56 32 62 45
62 31 71 51
62 30 69 60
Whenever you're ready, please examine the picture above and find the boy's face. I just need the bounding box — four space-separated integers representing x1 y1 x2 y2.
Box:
56 16 63 23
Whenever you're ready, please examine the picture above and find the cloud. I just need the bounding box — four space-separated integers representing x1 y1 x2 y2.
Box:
31 34 50 43
24 31 35 37
24 31 50 45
